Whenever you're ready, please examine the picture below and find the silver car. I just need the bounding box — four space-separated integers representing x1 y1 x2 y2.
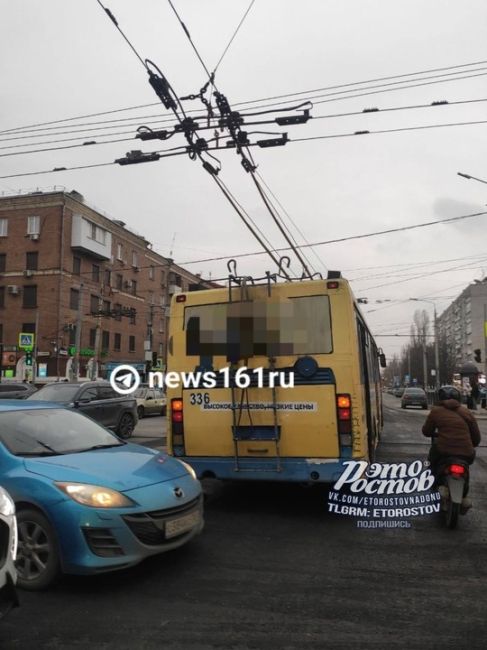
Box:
135 386 167 418
0 487 18 618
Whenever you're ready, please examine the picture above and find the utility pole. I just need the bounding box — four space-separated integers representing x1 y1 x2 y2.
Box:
163 258 173 371
33 309 40 382
422 336 428 390
92 294 103 380
73 284 83 381
484 304 487 379
433 305 440 390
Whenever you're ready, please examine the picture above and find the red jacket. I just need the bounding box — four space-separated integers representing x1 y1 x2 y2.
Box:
422 399 481 456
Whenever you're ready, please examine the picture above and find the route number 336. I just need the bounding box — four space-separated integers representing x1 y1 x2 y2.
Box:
189 392 210 405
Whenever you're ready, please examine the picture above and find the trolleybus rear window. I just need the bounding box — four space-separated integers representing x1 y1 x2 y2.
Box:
184 295 332 359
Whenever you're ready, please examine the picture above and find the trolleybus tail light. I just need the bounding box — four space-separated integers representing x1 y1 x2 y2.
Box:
176 295 186 303
327 281 339 289
449 464 466 476
337 393 352 441
171 398 185 456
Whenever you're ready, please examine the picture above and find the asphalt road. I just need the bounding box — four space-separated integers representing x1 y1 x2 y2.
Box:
2 395 487 649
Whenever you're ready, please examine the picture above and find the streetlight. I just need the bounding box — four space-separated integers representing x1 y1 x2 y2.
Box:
409 298 440 390
457 171 487 185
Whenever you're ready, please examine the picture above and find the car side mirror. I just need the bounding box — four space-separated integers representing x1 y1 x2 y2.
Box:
379 353 387 368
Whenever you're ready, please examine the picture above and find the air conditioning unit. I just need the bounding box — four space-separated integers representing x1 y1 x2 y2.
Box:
7 285 20 295
23 269 34 278
29 234 40 241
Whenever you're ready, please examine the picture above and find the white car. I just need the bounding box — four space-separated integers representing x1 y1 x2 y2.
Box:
0 487 18 617
135 386 167 418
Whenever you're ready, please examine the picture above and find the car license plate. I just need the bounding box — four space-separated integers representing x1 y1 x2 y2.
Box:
166 510 200 539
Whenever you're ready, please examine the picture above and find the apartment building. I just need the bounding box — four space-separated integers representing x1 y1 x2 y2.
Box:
437 279 487 374
0 189 212 379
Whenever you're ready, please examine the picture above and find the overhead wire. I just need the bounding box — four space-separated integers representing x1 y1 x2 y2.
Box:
2 58 487 136
1 116 487 178
212 0 256 75
179 209 487 264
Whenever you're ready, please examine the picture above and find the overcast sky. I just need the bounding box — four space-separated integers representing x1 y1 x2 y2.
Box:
2 0 487 359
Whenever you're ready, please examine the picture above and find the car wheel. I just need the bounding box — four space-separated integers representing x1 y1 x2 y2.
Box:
137 405 145 419
117 412 135 438
16 509 60 591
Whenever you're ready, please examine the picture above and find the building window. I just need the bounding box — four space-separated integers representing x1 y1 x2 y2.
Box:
116 243 123 260
89 328 97 348
0 254 5 273
132 251 138 268
90 294 99 314
114 333 121 351
102 330 110 352
69 325 77 346
92 264 100 283
104 269 111 286
0 219 8 237
0 324 2 342
0 287 4 309
130 310 136 325
27 216 40 235
116 274 123 290
73 256 81 275
113 303 122 321
22 322 36 334
26 252 38 271
23 285 37 308
103 300 110 315
149 265 155 280
90 222 97 239
131 280 137 296
70 288 79 310
149 291 154 304
129 335 135 352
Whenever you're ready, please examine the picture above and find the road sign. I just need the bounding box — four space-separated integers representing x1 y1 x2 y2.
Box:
18 333 35 350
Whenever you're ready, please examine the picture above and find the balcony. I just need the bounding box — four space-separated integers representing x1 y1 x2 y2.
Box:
71 214 112 260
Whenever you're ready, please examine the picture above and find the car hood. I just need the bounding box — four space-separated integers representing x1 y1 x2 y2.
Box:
23 444 189 491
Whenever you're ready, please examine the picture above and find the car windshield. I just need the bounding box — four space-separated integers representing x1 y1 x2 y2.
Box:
28 384 79 402
134 387 148 398
0 408 124 456
405 389 425 395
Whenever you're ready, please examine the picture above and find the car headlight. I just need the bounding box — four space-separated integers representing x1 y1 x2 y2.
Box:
55 482 135 508
178 460 198 481
0 489 15 517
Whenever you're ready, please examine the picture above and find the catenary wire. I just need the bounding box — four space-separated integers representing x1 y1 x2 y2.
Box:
1 118 486 180
180 210 487 264
212 0 256 75
2 58 486 135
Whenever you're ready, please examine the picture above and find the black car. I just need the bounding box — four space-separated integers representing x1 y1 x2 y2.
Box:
27 381 138 437
0 382 37 400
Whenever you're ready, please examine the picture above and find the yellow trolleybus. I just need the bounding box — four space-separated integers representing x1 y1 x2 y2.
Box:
166 272 385 484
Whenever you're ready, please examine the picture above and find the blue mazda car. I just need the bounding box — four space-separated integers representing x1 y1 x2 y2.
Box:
0 401 203 590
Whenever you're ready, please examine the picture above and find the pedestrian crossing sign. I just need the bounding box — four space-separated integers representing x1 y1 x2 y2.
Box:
18 333 35 350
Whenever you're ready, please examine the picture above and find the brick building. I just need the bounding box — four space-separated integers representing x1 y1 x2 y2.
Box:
0 189 212 379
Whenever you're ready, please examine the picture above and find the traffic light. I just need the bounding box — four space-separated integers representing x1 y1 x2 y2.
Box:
25 351 33 366
474 349 482 363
